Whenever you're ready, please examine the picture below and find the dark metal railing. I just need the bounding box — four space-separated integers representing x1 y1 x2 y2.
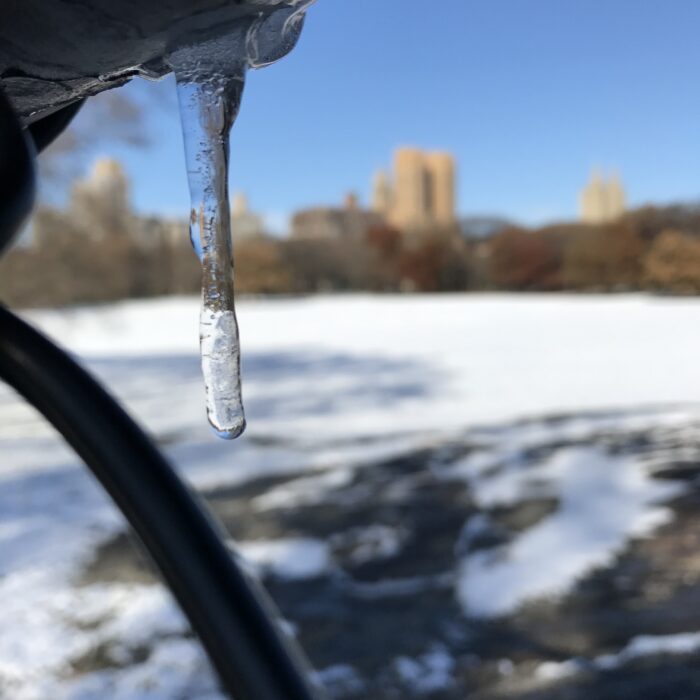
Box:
0 89 322 700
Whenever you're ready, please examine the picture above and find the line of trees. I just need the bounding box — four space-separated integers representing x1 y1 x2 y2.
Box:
269 204 700 295
486 207 700 294
0 208 201 307
3 203 700 308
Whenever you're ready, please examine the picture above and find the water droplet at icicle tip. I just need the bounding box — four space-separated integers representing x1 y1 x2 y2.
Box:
168 2 315 440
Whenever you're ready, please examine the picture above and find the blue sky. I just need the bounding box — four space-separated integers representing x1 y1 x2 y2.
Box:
79 0 700 229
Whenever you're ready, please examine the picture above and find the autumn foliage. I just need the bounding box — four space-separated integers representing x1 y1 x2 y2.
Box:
5 203 700 307
644 230 700 294
563 222 644 290
489 228 562 291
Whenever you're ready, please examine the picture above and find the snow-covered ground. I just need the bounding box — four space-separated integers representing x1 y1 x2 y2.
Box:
24 293 700 440
2 293 700 699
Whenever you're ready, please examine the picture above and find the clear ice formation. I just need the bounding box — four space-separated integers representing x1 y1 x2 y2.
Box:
169 2 313 439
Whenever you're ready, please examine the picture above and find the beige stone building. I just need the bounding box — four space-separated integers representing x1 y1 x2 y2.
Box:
292 192 384 241
579 170 626 224
59 157 189 252
372 147 457 231
69 157 132 237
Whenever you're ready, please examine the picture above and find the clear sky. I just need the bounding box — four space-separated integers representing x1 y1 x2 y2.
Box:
86 0 700 230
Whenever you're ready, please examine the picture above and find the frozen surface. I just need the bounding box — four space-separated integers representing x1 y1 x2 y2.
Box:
24 293 700 439
2 293 700 697
394 648 454 695
535 631 700 683
454 445 682 617
234 537 332 579
393 647 456 694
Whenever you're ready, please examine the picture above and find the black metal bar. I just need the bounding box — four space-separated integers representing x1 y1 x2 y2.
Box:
0 83 321 700
0 306 322 700
0 90 35 256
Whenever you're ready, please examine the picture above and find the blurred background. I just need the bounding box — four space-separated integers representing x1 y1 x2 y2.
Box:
4 1 700 698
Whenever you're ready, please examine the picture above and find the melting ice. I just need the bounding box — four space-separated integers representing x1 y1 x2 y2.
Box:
169 2 313 439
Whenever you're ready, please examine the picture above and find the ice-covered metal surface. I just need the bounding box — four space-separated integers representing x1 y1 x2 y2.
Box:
0 0 302 123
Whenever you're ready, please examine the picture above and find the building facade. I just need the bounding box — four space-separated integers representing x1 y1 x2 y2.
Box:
579 170 626 224
291 193 384 241
69 157 132 237
372 147 457 232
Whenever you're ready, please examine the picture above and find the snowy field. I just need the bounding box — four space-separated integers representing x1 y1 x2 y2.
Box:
3 293 700 699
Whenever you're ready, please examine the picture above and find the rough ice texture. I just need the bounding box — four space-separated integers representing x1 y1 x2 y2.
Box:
174 56 246 439
170 2 312 439
200 308 246 439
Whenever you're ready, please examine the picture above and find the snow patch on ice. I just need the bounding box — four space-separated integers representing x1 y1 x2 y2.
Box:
457 446 683 617
535 631 700 683
234 537 332 579
331 524 406 565
393 646 455 694
313 664 365 695
63 637 221 700
535 658 582 681
252 467 355 511
596 631 700 669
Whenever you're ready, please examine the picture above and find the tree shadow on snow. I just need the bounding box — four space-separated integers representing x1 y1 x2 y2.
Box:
86 349 446 423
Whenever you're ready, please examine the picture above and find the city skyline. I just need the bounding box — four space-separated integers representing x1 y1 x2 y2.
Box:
373 148 456 231
69 0 700 231
580 169 626 225
62 153 679 239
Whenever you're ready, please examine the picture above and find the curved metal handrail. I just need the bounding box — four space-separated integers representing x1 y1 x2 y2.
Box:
0 87 322 700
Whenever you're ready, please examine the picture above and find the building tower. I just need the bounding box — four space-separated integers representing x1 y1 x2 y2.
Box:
607 170 626 221
69 157 131 238
580 169 626 224
374 148 457 232
580 169 606 224
392 148 429 230
232 191 248 218
425 151 456 227
71 158 129 216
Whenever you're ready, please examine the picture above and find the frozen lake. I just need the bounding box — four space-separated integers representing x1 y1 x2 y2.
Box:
3 293 700 699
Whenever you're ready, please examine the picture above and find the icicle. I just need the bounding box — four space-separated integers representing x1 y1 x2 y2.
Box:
172 49 247 439
168 2 315 440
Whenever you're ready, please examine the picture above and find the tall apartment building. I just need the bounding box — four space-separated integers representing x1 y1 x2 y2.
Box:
69 157 132 238
580 170 626 224
372 147 456 231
